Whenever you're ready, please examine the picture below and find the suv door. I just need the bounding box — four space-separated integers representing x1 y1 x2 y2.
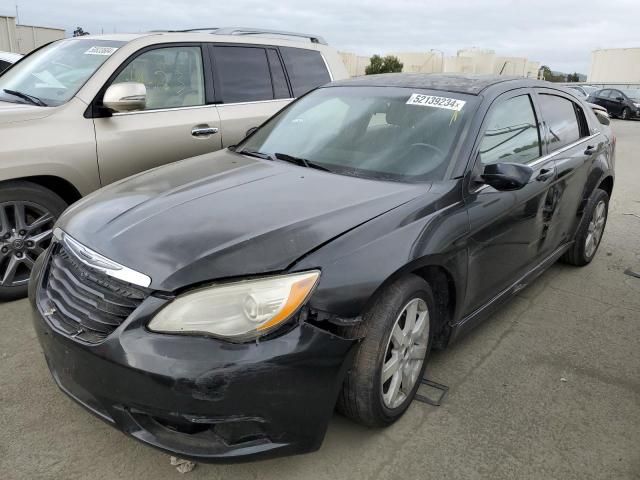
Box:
464 90 558 314
93 44 221 185
210 45 293 148
534 89 600 248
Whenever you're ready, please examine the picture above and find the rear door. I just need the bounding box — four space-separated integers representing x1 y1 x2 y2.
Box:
593 89 611 111
209 45 293 147
464 90 559 314
534 89 600 247
94 44 221 185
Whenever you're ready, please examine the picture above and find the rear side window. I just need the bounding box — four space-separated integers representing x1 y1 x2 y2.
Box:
214 46 273 103
479 94 541 165
280 47 331 97
267 49 290 99
538 94 582 150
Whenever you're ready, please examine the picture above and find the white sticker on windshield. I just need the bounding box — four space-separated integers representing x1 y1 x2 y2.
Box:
84 46 118 56
406 94 466 111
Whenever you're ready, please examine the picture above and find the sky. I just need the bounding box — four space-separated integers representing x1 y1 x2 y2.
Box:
3 0 639 74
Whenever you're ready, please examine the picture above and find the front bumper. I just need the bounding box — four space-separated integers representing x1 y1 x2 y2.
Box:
31 259 358 462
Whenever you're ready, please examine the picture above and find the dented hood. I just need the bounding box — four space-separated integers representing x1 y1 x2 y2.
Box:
58 150 425 291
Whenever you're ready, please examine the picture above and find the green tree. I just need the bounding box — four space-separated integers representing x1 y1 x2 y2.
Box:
539 65 552 81
365 55 404 75
567 72 580 82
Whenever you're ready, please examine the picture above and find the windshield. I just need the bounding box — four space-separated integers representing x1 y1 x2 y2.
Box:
620 89 640 100
0 39 125 107
239 86 477 182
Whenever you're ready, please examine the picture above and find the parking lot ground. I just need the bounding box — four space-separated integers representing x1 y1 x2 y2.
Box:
1 120 639 480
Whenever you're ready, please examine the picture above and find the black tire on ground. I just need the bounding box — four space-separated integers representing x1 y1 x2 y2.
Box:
336 274 436 427
561 188 609 266
621 107 630 120
0 181 67 301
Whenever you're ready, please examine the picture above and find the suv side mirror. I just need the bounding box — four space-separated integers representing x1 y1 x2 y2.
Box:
103 82 146 112
480 162 533 191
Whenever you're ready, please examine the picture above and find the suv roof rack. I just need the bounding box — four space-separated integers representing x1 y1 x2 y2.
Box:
155 27 327 45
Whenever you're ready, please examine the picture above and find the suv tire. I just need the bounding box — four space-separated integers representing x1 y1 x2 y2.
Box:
0 182 67 301
337 274 435 427
561 188 609 266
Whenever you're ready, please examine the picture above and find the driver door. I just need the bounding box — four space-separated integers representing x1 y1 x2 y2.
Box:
93 44 222 185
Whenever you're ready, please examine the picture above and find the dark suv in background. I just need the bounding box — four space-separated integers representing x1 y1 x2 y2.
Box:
587 88 640 120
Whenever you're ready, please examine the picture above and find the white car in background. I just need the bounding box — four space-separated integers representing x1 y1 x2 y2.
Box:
0 51 22 73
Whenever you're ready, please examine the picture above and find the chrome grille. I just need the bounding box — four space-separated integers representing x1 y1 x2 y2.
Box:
41 244 148 344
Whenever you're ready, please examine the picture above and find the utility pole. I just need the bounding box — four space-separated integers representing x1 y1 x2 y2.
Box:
15 4 20 24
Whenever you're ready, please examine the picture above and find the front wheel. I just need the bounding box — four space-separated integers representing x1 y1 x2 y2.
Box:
337 275 435 427
621 107 631 120
0 182 67 301
561 188 609 266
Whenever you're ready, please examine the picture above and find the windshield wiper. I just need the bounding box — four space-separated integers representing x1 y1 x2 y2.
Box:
274 153 332 172
2 89 48 107
237 149 274 160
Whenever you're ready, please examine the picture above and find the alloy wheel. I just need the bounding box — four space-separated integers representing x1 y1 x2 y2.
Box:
585 200 606 259
622 108 629 120
0 201 55 288
380 298 430 409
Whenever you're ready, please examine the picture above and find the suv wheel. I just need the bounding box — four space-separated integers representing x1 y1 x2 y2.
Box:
621 107 630 120
0 182 67 301
561 188 609 266
337 274 435 427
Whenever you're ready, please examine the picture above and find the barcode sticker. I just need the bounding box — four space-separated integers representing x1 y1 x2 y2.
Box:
406 94 466 111
84 46 118 56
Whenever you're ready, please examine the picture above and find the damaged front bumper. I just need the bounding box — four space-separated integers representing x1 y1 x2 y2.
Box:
31 276 358 463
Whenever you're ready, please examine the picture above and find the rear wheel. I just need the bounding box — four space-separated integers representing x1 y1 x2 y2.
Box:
561 188 609 266
337 275 435 427
0 182 67 301
621 107 631 120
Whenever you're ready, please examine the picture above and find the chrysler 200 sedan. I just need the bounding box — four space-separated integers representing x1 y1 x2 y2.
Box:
30 74 614 462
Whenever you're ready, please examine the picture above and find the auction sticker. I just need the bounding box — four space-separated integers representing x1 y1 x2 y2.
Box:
84 46 118 56
406 93 465 111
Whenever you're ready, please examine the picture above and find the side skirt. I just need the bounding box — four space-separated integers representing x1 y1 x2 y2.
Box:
448 242 572 343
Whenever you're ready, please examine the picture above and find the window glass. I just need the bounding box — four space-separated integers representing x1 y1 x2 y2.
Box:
0 60 10 73
599 89 611 98
267 49 289 99
0 39 125 106
112 46 204 110
280 47 331 97
239 86 477 182
215 47 273 103
538 94 581 150
479 95 541 165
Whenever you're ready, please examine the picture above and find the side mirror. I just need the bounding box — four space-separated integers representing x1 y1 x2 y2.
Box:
616 96 624 102
103 82 146 112
480 162 533 191
245 126 258 138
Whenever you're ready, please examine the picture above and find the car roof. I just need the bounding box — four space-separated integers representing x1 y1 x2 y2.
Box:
328 73 543 95
0 51 23 62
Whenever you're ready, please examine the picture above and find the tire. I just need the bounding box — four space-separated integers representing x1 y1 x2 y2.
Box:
621 107 630 120
561 188 609 266
337 274 435 427
0 181 67 301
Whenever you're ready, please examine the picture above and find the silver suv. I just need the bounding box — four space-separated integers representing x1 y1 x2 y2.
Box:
0 28 348 299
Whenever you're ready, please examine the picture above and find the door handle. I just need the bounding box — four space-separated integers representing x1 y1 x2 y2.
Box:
584 144 596 155
191 126 219 137
536 167 555 182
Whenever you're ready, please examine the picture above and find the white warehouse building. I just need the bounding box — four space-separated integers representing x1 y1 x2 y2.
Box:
0 15 65 54
589 48 640 83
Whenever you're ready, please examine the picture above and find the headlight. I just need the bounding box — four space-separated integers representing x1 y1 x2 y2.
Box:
148 271 320 341
634 103 640 108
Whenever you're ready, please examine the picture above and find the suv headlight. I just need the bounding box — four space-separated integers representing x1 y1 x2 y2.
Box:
148 271 320 341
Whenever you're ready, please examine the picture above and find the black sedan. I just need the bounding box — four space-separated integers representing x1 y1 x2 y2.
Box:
587 87 640 120
30 74 615 462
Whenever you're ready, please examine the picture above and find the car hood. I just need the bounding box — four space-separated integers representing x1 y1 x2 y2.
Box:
59 150 426 291
0 100 55 124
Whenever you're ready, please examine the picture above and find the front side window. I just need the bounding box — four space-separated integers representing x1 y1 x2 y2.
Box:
280 47 331 97
0 60 10 73
111 46 204 110
0 39 125 107
479 95 541 165
538 94 581 150
214 46 273 103
238 86 477 182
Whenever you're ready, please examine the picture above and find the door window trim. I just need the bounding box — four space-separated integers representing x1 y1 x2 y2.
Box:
85 42 212 118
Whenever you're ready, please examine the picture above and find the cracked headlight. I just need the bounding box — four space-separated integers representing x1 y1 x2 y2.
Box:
148 271 320 341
